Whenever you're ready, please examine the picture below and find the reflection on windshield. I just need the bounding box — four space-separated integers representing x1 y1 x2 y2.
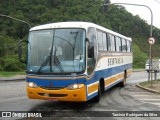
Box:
27 28 86 74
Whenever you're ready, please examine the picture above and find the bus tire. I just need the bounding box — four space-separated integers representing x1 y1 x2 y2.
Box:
93 82 101 102
119 72 127 87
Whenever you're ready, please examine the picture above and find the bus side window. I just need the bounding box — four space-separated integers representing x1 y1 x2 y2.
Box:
97 30 103 51
122 38 127 52
103 32 107 51
106 33 109 51
98 30 108 51
115 36 122 52
108 34 116 52
130 42 132 52
126 41 131 52
108 34 111 51
112 35 116 51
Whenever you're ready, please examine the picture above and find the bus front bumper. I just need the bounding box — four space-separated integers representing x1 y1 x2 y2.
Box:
27 85 87 102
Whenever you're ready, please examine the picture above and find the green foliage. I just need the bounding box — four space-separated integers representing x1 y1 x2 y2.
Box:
132 44 148 68
0 36 17 57
2 55 25 71
0 0 160 70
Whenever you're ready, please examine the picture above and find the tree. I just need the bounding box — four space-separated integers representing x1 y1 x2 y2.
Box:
0 0 160 70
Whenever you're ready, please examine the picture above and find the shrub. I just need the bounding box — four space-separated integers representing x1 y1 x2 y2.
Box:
3 56 25 71
133 44 148 68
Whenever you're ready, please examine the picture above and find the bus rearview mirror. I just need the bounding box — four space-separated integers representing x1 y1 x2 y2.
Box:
18 40 28 64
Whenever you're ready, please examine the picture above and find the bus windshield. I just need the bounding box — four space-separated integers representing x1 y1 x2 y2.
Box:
27 28 86 74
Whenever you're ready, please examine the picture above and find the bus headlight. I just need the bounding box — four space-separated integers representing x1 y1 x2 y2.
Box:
27 82 38 88
66 84 84 90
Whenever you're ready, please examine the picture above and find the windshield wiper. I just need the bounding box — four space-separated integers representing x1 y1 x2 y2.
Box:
52 46 65 73
53 55 65 73
37 56 50 74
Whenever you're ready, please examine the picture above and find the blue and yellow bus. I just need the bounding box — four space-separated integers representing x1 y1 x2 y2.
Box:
21 22 132 102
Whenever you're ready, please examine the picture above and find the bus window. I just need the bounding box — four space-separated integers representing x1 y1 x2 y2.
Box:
88 27 96 48
122 39 127 52
126 41 131 52
108 34 111 51
108 34 116 51
130 42 132 52
115 36 122 52
97 30 103 51
106 33 109 51
103 33 107 51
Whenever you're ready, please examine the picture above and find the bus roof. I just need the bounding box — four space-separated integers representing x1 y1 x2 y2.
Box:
30 22 132 41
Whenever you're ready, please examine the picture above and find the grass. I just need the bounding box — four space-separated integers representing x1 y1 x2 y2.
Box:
139 80 160 91
133 68 144 70
0 71 25 77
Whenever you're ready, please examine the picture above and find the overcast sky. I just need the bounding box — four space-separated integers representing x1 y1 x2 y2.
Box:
110 0 160 29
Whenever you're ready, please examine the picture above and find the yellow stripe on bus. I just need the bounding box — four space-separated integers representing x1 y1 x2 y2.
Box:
105 72 124 87
127 69 132 76
87 82 99 95
87 69 132 95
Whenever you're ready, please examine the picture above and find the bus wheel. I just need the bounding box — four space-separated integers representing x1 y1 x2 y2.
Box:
93 82 101 102
119 72 127 87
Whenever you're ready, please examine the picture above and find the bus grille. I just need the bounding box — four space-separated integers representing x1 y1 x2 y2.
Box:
39 86 64 90
38 93 67 97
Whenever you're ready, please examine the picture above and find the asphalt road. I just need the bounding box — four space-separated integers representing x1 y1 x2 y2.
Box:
0 71 160 120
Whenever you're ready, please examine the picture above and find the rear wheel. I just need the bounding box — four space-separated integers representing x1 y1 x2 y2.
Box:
119 72 127 87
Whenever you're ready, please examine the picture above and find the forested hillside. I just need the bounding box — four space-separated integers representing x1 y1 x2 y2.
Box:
0 0 160 71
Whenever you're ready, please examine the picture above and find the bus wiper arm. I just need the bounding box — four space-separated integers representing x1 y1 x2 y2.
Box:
52 47 65 73
37 56 50 74
53 55 65 73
